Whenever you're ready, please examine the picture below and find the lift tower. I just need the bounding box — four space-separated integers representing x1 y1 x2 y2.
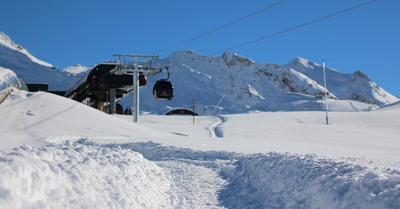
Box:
113 54 160 122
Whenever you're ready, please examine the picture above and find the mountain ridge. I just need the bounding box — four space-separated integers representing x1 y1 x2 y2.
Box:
1 32 398 114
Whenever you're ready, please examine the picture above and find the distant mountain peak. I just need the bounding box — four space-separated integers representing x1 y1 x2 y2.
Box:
222 52 255 67
0 32 16 49
353 70 370 80
1 32 399 113
0 31 53 68
287 57 321 71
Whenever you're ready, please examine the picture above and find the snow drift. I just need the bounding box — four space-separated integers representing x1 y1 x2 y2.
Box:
2 138 399 209
0 141 177 208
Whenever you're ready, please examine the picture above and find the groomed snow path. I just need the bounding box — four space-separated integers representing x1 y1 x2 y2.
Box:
1 91 399 208
2 139 399 209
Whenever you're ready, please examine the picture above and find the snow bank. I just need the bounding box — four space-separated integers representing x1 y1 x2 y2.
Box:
0 90 167 149
220 153 400 209
0 140 177 208
93 141 400 209
0 123 399 208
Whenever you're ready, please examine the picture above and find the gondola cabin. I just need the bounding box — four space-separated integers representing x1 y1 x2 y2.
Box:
153 79 173 100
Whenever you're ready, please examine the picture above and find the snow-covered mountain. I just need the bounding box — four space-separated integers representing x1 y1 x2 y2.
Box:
0 32 88 91
121 50 398 114
1 31 398 114
1 31 400 209
287 57 397 106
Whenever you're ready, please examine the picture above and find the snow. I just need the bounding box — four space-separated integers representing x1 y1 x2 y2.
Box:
0 32 53 68
0 32 85 91
0 67 18 91
287 57 399 106
1 32 400 208
116 50 398 115
1 90 399 208
0 142 176 208
2 29 398 111
61 64 91 76
0 90 164 149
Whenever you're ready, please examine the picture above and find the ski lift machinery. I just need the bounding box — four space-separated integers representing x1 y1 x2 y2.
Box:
113 54 173 122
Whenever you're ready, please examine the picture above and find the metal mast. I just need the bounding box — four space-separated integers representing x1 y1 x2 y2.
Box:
113 54 160 123
323 60 329 125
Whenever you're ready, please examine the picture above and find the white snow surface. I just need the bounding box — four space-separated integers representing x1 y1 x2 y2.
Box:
1 90 399 209
287 57 399 106
1 31 398 111
0 32 87 91
118 51 397 114
1 32 400 208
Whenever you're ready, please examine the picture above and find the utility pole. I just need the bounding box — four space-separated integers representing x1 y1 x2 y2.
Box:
133 64 139 122
323 60 329 125
193 97 195 124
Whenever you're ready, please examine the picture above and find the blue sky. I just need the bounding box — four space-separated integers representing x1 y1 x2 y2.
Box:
1 0 399 96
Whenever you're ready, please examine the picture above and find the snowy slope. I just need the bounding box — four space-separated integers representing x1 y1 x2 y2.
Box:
119 50 395 114
0 32 53 68
288 57 399 106
0 143 178 208
0 90 167 149
0 32 87 91
1 31 400 209
1 32 397 113
0 90 399 208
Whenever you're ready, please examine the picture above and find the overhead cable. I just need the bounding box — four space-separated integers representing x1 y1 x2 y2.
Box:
151 0 289 55
209 0 378 56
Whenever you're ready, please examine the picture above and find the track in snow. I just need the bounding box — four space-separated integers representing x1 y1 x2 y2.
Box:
96 140 400 209
348 100 359 112
208 116 227 138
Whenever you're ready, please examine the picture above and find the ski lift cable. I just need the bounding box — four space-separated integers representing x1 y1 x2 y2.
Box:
150 0 289 56
210 89 229 116
209 0 378 56
165 67 170 80
157 0 377 71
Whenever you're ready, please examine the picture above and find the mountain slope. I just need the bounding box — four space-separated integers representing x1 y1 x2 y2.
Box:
119 50 396 114
0 32 398 114
0 32 86 91
287 57 398 106
0 32 53 68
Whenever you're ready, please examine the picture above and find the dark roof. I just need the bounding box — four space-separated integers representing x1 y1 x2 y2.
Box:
165 109 198 116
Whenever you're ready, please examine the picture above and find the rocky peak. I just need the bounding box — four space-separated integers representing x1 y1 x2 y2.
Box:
222 52 254 67
353 70 369 80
